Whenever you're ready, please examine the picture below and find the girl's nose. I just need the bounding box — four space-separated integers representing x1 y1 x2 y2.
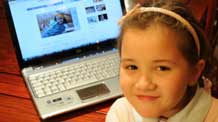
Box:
135 74 157 91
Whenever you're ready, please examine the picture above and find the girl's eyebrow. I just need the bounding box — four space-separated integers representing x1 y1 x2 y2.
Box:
120 58 177 65
152 59 177 64
120 58 135 62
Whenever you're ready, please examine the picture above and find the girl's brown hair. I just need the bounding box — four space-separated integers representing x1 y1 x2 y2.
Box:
118 1 212 87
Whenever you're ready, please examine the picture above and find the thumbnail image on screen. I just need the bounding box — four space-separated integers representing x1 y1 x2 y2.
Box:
37 8 79 38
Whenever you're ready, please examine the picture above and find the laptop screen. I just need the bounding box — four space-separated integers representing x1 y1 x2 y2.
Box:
6 0 125 67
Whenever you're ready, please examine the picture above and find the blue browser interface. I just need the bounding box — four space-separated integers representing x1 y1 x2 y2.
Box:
8 0 123 61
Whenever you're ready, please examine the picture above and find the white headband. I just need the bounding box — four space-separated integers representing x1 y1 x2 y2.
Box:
139 7 200 56
122 6 199 56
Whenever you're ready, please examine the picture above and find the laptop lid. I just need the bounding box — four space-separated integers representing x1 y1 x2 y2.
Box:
4 0 125 69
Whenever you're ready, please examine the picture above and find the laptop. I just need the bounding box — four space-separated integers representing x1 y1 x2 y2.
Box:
4 0 125 119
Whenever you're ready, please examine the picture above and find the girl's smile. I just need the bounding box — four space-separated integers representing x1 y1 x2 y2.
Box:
136 95 160 101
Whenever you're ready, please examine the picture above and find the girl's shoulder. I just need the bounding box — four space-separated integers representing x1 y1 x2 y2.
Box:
113 97 128 104
108 97 132 112
205 97 218 122
106 97 136 122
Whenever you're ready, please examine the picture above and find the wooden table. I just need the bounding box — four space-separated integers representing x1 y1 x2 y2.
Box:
0 2 115 122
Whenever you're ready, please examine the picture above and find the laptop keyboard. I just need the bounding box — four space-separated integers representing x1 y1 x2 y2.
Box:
28 55 119 98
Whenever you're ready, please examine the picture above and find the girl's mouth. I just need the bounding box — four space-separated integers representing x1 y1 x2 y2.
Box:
136 95 160 101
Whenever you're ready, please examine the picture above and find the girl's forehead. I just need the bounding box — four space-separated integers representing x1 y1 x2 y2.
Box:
123 23 183 44
121 23 185 59
56 15 64 18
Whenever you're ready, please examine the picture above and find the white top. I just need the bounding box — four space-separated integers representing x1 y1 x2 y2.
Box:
106 88 212 122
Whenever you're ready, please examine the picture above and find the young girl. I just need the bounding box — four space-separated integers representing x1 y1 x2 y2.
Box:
106 1 218 122
41 13 67 38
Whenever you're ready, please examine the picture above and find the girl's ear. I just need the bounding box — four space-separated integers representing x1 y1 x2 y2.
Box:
188 59 205 86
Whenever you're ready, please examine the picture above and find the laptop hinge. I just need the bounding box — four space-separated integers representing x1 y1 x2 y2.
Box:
22 66 47 75
33 66 44 70
22 67 34 72
21 67 34 76
32 62 60 70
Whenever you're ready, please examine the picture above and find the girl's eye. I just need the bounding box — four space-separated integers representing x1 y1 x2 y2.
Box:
125 65 138 70
157 66 171 71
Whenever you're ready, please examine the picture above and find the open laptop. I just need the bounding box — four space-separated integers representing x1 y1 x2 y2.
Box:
4 0 125 119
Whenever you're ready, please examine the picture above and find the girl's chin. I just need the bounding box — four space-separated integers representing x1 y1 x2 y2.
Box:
136 109 161 118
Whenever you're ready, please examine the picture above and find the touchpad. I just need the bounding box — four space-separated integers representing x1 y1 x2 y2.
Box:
76 83 110 100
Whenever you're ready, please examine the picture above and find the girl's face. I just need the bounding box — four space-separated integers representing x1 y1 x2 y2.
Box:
56 15 64 24
120 23 200 118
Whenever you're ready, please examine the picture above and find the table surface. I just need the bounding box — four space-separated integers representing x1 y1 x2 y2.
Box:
0 2 117 122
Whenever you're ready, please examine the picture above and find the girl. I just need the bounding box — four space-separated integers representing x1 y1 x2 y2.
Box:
41 13 67 38
106 1 218 122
